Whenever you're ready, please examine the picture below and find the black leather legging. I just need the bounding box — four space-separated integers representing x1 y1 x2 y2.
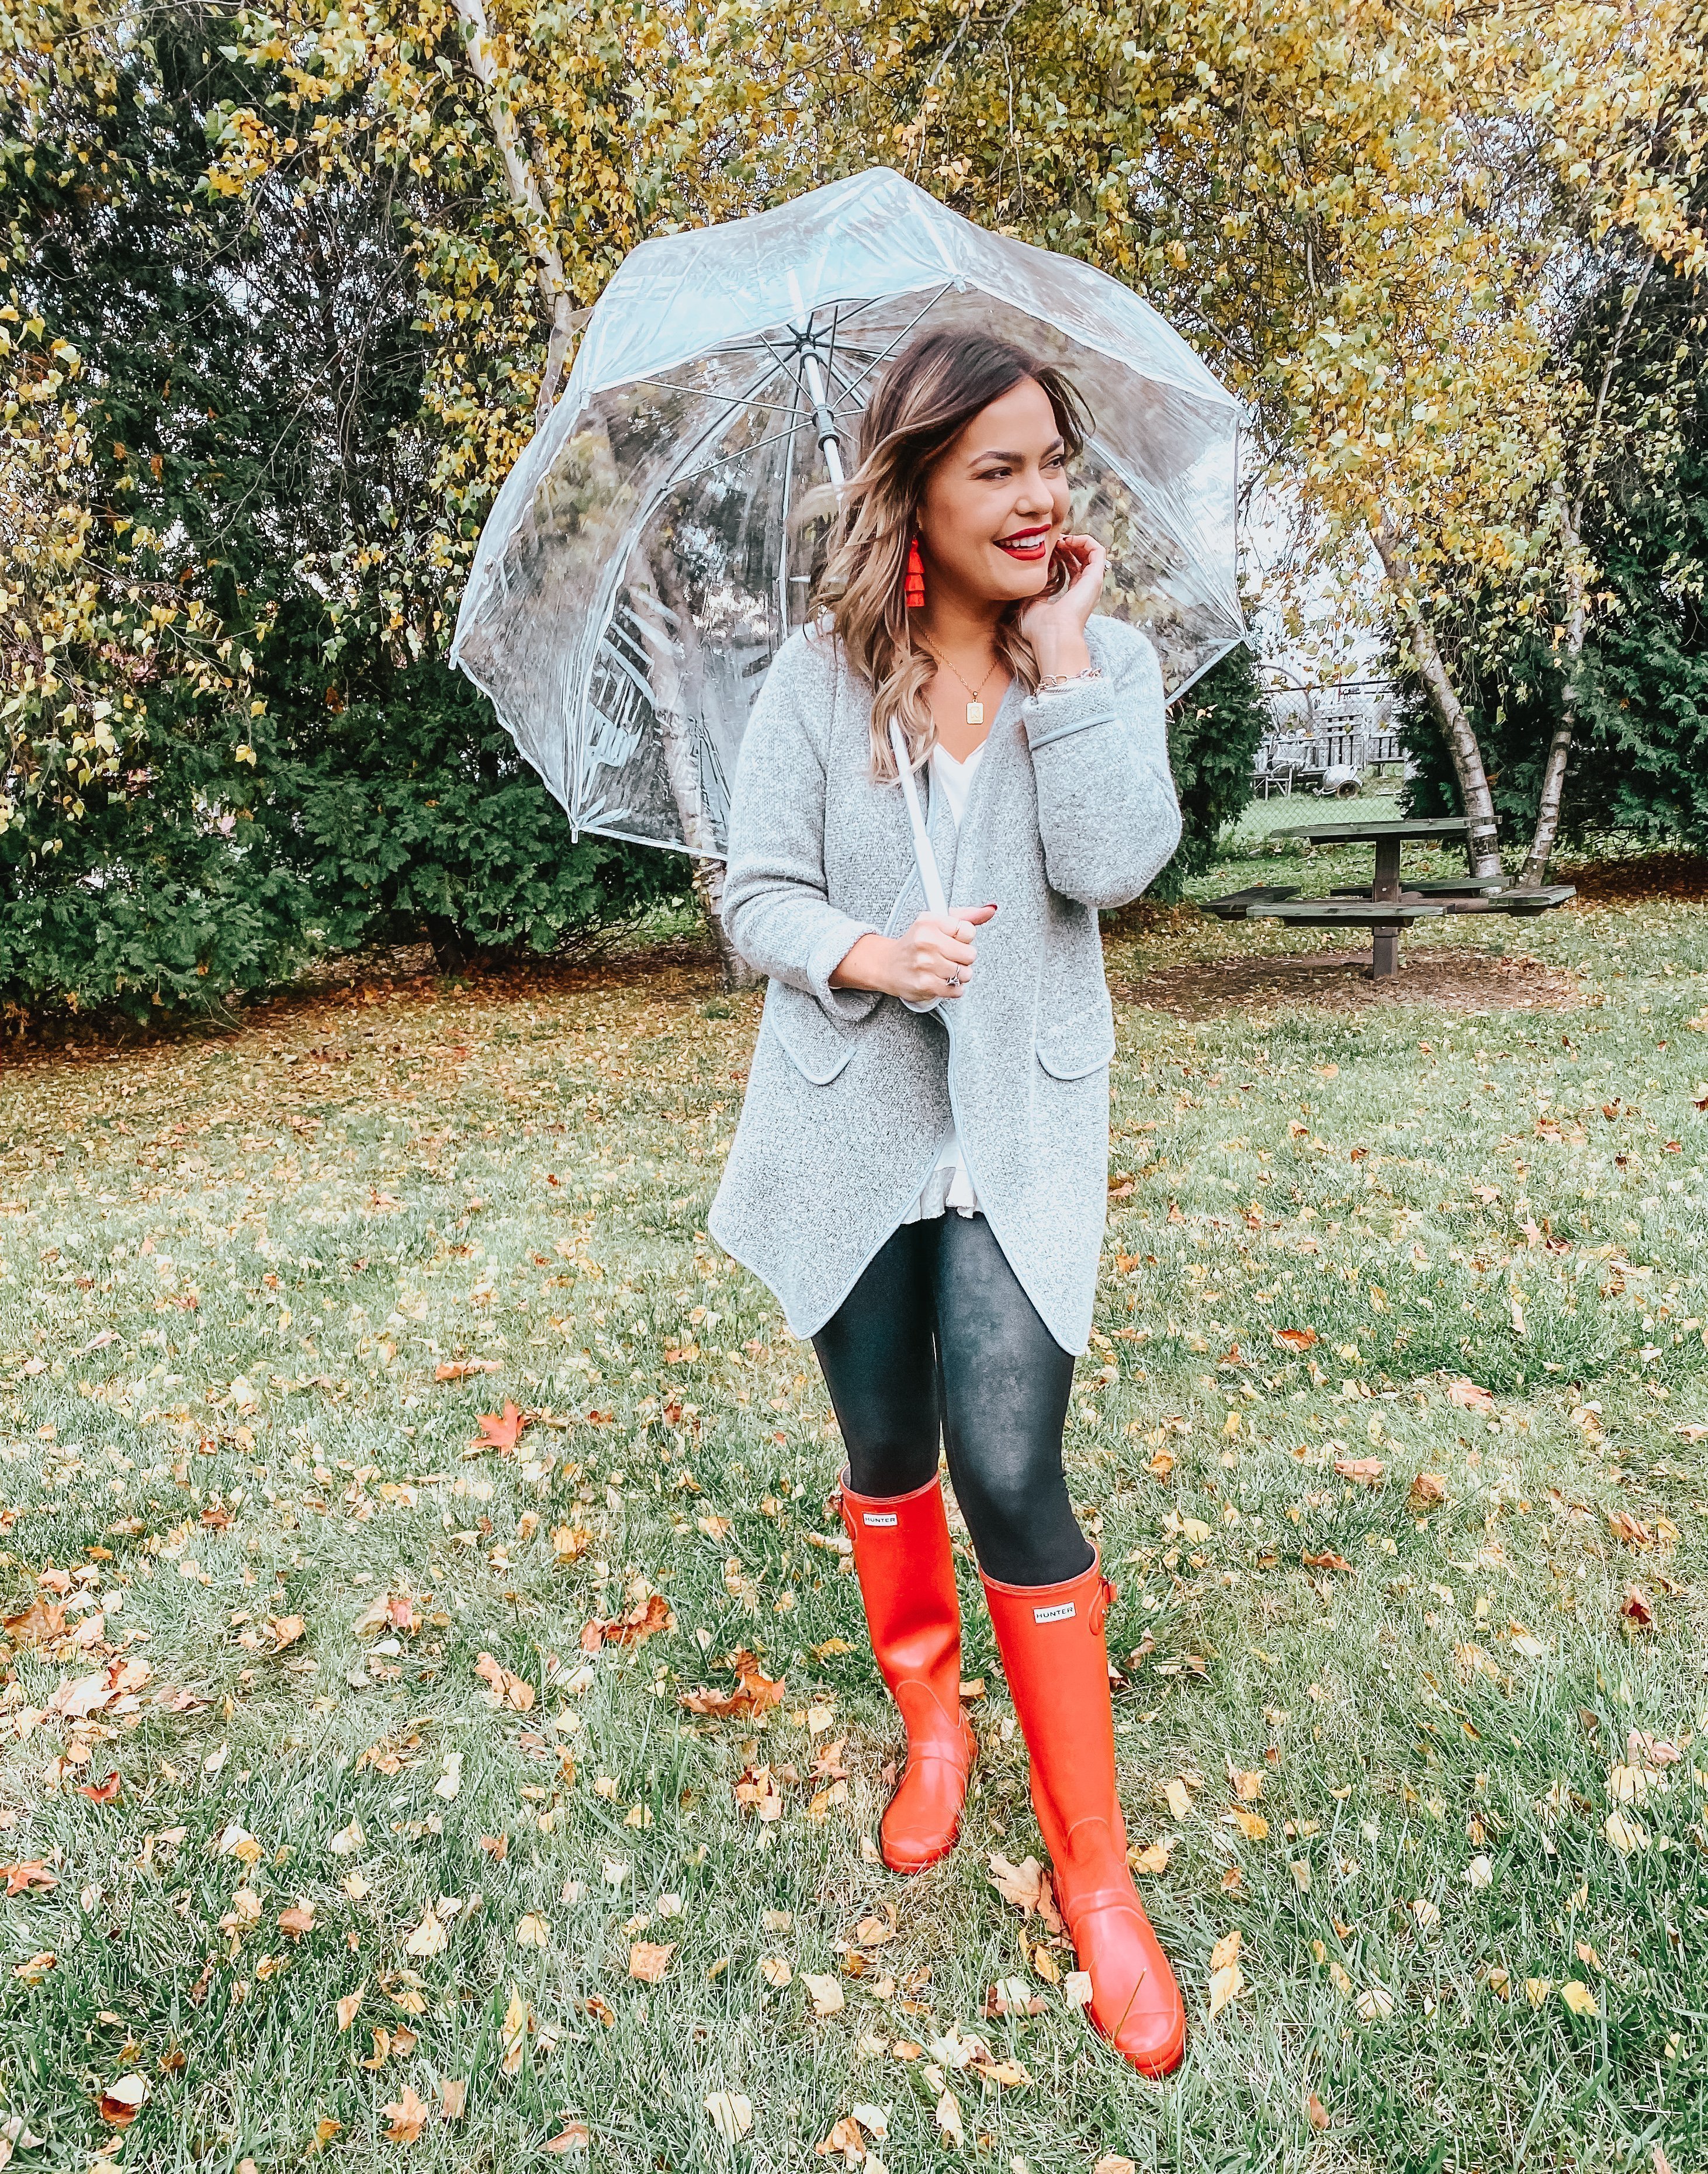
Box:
812 1212 1094 1588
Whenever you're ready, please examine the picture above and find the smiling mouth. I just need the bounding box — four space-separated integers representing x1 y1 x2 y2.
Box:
994 528 1051 560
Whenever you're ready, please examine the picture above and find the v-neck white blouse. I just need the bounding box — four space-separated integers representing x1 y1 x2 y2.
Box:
899 738 986 1227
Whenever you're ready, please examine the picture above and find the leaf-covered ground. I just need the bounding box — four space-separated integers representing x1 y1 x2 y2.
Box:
1 827 1706 2173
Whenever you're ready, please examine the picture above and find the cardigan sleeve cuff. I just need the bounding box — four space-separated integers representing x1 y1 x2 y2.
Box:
1023 679 1120 751
806 915 883 1022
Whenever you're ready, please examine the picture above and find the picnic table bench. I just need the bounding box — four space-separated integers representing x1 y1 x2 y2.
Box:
1207 816 1575 978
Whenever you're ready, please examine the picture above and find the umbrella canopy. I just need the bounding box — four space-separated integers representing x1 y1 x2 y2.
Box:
452 165 1243 860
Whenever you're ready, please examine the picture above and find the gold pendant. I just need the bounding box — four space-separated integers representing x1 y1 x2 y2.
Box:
966 701 983 726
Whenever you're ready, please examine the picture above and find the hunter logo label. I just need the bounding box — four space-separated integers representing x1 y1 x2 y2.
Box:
862 1512 899 1527
1033 1601 1076 1624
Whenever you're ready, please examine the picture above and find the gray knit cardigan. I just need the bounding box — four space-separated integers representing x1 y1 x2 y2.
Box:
707 613 1181 1354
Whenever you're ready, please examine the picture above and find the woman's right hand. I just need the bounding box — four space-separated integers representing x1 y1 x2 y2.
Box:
832 904 997 1002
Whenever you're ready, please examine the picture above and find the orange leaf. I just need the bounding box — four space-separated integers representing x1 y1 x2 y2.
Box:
546 2123 590 2155
435 1359 498 1381
581 1593 671 1653
1302 1550 1354 1574
2 1597 65 1646
474 1401 530 1453
1275 1327 1317 1352
1620 1585 1655 1630
628 1941 676 1983
278 1905 315 1939
678 1647 784 1717
77 1772 122 1803
1407 1473 1447 1511
383 2082 431 2144
1333 1458 1384 1487
1 1861 58 1897
473 1652 536 1711
1446 1377 1495 1414
439 2078 468 2121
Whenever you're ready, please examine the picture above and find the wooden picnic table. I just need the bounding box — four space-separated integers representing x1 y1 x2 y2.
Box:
1218 813 1572 978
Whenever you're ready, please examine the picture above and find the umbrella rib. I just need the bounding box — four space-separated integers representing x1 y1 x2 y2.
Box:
827 283 955 400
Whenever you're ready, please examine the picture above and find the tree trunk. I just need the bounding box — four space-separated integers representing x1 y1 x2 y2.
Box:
451 0 578 428
1371 521 1503 879
1523 493 1586 887
642 548 758 988
1520 262 1652 884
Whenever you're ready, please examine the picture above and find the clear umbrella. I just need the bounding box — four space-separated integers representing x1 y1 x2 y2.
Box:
452 165 1243 863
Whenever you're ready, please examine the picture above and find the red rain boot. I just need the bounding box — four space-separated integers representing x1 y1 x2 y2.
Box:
841 1471 976 1873
982 1555 1186 2076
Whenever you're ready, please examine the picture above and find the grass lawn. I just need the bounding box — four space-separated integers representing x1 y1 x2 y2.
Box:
1 818 1706 2173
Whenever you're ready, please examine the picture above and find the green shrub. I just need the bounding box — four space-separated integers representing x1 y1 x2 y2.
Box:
1150 637 1265 899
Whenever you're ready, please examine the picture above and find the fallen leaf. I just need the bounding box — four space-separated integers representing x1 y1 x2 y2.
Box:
267 1614 306 1653
500 1986 531 2075
1164 1778 1194 1820
1407 1473 1448 1512
580 1592 672 1652
11 1950 56 1983
1130 1838 1172 1875
472 1651 536 1711
545 2123 590 2155
1620 1586 1655 1631
278 1904 315 1938
1275 1328 1317 1351
804 1972 846 2017
679 1646 784 1717
1208 1927 1243 2018
474 1401 531 1453
760 1955 792 1987
1560 1980 1598 2017
985 1853 1061 1930
99 2075 150 2126
704 2093 753 2143
1607 1510 1654 1548
1224 1808 1269 1841
1605 1809 1650 1855
440 2078 467 2120
1305 2090 1329 2131
1 1862 58 1898
1302 1549 1354 1574
2 1598 65 1646
934 2089 964 2147
517 1913 550 1949
77 1772 122 1804
1064 1969 1093 2009
1334 1457 1384 1487
1354 1985 1395 2021
816 2116 867 2159
435 1359 498 1380
336 1986 364 2031
404 1909 449 1958
383 2083 430 2144
1464 1855 1493 1888
1447 1377 1496 1415
629 1941 675 1983
1093 2160 1138 2174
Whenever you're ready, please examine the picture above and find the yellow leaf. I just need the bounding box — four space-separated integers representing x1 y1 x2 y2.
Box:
516 1913 550 1948
1164 1778 1193 1821
1224 1808 1269 1841
803 1972 845 2017
704 2092 753 2143
500 1986 530 2076
1559 1980 1598 2017
404 1909 448 1958
382 2083 429 2144
335 1984 364 2031
934 2089 964 2146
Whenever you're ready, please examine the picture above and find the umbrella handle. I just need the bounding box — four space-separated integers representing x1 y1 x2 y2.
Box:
889 721 950 920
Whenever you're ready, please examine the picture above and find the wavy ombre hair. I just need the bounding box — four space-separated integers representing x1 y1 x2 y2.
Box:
814 330 1090 780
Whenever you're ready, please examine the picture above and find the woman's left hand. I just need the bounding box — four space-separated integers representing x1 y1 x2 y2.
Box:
1018 532 1106 678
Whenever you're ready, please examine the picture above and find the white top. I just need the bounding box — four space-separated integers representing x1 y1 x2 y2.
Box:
901 740 985 1226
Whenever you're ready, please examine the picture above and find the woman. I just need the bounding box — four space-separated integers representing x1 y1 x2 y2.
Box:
708 330 1185 2076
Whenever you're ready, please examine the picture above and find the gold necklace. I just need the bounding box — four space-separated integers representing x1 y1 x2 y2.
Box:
929 648 1003 728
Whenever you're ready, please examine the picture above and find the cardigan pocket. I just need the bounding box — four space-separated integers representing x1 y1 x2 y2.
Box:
765 982 861 1085
1034 1001 1115 1081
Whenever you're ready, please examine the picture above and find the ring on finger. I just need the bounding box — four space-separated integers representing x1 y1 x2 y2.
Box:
946 971 961 988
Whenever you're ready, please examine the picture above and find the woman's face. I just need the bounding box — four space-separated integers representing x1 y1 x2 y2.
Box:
913 376 1072 608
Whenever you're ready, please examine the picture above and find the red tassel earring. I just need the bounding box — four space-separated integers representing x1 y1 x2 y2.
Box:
904 537 926 610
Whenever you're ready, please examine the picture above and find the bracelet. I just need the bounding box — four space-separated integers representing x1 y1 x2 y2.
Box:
1035 665 1106 694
